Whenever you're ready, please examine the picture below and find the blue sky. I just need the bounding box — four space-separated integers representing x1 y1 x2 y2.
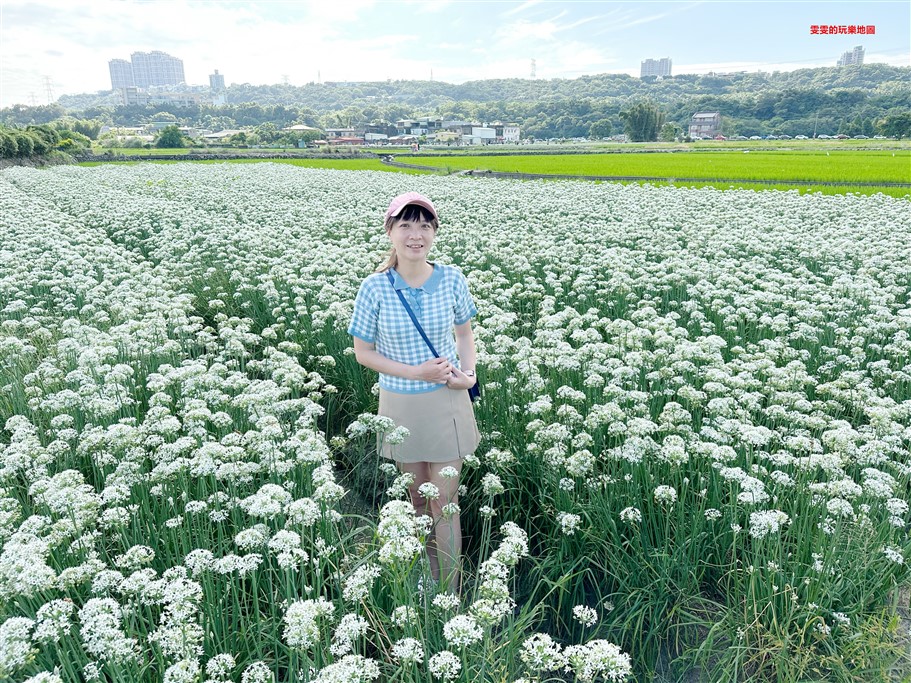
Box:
1 0 908 108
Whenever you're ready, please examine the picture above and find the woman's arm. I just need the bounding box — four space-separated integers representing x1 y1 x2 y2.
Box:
353 337 416 379
453 320 476 372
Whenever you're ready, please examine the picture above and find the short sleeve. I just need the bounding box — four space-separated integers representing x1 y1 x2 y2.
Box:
453 269 478 325
348 279 379 343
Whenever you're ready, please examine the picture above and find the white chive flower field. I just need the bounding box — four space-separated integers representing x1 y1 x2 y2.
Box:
1 163 909 682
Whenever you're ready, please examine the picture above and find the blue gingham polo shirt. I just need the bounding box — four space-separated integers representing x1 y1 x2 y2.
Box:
348 263 479 394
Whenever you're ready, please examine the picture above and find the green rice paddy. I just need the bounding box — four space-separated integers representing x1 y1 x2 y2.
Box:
78 146 910 197
404 150 911 184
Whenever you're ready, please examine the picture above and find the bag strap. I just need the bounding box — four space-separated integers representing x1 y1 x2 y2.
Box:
386 270 439 358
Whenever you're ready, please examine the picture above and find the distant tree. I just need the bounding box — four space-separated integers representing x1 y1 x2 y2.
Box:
72 118 104 140
57 130 92 152
659 122 681 141
149 111 178 123
230 131 248 146
620 100 665 142
0 130 18 158
255 122 279 144
24 125 60 154
588 118 612 139
15 131 34 157
53 116 104 140
155 125 186 148
877 111 911 138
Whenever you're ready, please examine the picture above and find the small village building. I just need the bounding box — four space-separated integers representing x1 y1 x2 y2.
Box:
689 112 721 138
202 129 244 142
282 124 322 133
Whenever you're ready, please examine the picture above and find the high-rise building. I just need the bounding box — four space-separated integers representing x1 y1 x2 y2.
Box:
109 59 134 89
641 57 672 78
837 45 864 67
130 51 185 88
209 69 226 91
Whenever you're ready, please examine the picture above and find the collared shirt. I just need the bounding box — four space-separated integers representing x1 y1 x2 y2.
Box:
348 262 478 394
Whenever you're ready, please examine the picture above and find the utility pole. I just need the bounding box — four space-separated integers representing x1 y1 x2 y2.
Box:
43 76 54 104
813 110 819 138
530 59 536 79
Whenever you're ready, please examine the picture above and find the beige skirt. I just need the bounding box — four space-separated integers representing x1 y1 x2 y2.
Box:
377 385 481 463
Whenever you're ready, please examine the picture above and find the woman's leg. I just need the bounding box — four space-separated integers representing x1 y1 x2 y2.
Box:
396 461 439 577
427 459 462 594
396 459 463 592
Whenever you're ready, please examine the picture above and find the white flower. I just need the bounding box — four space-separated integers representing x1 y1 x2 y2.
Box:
0 616 36 677
78 598 137 663
313 655 379 682
330 613 369 656
564 639 633 682
33 599 75 644
235 525 270 550
418 482 440 500
342 564 381 602
653 485 677 505
443 614 483 647
432 593 461 611
619 507 642 524
886 498 908 517
283 597 335 650
391 637 424 664
748 510 791 540
241 661 274 683
439 466 459 479
23 673 64 683
391 605 418 628
206 653 236 678
557 511 582 535
481 473 505 496
479 505 497 518
113 544 155 570
572 604 598 627
441 502 461 518
385 426 410 445
883 546 904 565
520 632 566 672
164 659 201 683
428 650 461 680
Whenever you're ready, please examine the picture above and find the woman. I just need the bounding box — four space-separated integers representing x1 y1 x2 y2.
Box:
347 191 480 593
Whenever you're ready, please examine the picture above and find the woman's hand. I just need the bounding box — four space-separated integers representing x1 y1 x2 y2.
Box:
446 367 477 390
414 357 453 384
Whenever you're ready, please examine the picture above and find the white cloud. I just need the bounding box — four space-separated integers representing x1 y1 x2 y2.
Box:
867 51 911 68
0 1 907 107
500 0 544 18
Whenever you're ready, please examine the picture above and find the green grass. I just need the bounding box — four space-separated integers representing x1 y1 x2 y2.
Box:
621 180 910 199
402 150 911 184
77 157 430 173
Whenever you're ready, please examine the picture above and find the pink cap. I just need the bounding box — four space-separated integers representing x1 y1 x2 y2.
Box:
385 191 438 221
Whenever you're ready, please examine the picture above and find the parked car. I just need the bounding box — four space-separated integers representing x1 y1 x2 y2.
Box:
873 135 887 139
795 135 808 140
835 134 849 139
777 134 791 139
853 135 869 139
749 135 761 140
817 134 831 139
732 135 748 140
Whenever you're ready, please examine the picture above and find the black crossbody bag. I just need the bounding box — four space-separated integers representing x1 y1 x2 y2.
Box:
386 270 480 402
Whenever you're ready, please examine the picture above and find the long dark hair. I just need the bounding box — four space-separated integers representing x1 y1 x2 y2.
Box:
375 204 440 273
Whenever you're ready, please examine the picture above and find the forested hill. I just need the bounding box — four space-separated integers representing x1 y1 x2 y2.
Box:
226 64 910 108
6 63 909 139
